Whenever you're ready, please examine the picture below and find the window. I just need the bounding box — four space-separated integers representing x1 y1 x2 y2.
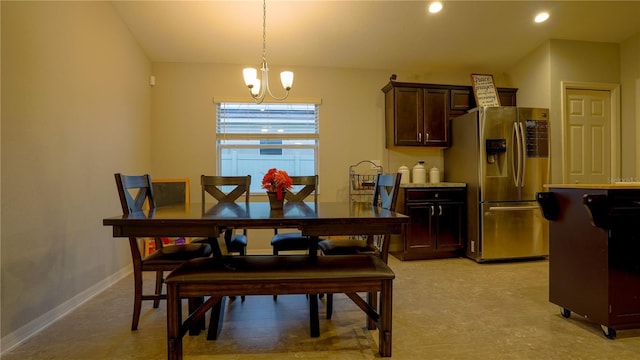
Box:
259 140 283 156
216 101 319 193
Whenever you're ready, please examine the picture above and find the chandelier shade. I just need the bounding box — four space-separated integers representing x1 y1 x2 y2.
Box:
243 0 293 103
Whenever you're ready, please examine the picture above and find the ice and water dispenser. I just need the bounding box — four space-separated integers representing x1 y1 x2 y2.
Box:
485 138 507 177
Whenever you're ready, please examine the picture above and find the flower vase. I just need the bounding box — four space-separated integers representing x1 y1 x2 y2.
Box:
267 191 285 210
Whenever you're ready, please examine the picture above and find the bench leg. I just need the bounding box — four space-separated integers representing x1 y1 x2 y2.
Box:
167 283 182 360
207 296 226 340
188 297 204 335
366 291 378 330
309 293 320 337
379 280 393 357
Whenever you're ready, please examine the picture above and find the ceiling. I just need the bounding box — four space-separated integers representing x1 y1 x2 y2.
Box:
111 1 640 73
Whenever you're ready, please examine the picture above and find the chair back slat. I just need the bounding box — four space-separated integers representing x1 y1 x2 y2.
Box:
272 175 318 240
201 175 251 204
285 175 318 203
370 173 402 263
115 173 156 214
372 173 401 211
114 173 155 268
201 175 252 255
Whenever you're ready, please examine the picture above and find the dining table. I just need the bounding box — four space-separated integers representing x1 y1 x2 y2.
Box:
103 201 409 337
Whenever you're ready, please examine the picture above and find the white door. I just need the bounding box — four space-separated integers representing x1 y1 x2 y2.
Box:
565 89 611 184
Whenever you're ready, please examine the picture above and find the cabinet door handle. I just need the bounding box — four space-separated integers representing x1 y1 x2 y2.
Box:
439 205 443 216
417 132 422 143
425 132 430 143
488 205 539 211
430 205 435 217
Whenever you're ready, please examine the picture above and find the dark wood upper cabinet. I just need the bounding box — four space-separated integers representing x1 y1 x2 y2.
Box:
497 87 518 107
422 88 449 147
450 89 472 111
383 82 450 148
383 81 517 149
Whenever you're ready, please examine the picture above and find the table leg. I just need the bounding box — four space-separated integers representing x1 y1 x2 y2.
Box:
309 293 319 337
167 283 182 360
215 232 229 257
308 236 319 260
379 280 393 357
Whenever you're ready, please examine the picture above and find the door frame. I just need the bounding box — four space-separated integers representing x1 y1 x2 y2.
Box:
560 81 620 183
636 79 640 181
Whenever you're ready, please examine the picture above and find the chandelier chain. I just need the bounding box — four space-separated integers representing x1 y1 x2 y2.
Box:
242 0 293 103
262 0 267 65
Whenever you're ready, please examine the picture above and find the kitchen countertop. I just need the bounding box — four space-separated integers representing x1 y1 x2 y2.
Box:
401 182 466 188
544 183 640 190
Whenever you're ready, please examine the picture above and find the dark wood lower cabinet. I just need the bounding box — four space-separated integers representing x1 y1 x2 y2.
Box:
391 186 466 260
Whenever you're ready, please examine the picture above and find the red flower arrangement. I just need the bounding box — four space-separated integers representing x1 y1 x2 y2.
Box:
262 168 293 200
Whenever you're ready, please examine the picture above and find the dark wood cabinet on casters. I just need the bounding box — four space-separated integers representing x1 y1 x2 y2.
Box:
391 187 466 260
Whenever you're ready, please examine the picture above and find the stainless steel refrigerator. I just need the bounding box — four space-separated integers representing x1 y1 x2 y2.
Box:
444 107 550 262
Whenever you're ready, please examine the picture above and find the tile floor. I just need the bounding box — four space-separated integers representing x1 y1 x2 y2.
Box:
3 256 640 359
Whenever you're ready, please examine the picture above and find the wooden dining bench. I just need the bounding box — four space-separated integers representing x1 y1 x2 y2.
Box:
165 254 395 359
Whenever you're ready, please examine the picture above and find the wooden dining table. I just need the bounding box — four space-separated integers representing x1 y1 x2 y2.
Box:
103 201 409 337
104 201 408 256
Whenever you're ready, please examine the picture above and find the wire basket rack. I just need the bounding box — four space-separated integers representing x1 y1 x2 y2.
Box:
349 160 383 204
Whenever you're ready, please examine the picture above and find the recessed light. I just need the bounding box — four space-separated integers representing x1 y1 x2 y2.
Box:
428 1 443 14
534 12 550 23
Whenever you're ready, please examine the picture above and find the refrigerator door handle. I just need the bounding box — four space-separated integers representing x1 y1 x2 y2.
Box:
513 122 523 187
518 121 526 187
488 205 540 211
511 123 518 187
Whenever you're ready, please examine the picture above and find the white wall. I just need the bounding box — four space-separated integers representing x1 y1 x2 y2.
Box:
548 40 621 184
0 1 3 346
620 33 640 180
150 63 391 202
507 42 552 109
1 1 151 351
507 40 624 184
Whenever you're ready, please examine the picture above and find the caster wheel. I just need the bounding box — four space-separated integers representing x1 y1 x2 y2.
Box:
601 325 616 339
560 308 571 318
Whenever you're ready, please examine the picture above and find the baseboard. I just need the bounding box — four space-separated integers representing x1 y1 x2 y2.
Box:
0 265 132 356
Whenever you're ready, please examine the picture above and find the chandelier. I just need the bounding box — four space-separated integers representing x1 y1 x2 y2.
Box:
242 0 294 104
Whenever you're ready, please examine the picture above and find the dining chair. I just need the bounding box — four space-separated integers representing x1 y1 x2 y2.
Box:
142 178 192 256
268 175 318 301
193 175 251 257
317 172 402 320
114 173 213 330
270 175 319 255
192 175 252 305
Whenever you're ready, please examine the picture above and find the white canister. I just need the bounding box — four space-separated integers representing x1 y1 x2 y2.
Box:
429 166 441 184
398 165 410 184
412 161 426 184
